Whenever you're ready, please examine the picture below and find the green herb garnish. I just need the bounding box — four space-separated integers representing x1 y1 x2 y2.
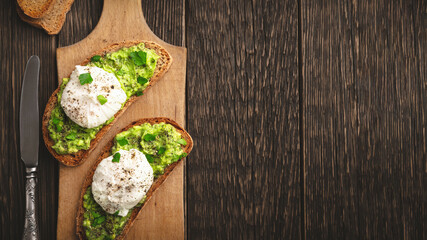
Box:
145 154 154 163
91 211 100 218
130 51 147 66
116 137 128 146
79 73 93 85
143 134 156 142
52 117 60 125
137 76 148 85
91 55 101 62
136 90 144 96
97 95 107 105
52 117 62 132
65 132 76 140
114 211 119 216
138 51 147 65
112 152 121 163
93 216 105 226
172 152 188 161
158 146 166 155
177 139 187 146
116 69 124 76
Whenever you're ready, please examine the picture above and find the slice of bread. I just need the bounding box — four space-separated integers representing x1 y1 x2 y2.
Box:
76 117 193 240
42 41 172 166
17 0 56 18
17 0 74 35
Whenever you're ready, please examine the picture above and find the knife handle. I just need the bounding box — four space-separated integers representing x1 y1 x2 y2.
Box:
22 167 39 240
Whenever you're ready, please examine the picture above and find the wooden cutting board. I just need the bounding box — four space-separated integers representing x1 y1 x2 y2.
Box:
55 0 186 239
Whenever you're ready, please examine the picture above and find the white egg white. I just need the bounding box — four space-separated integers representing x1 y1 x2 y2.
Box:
91 149 154 216
61 65 127 129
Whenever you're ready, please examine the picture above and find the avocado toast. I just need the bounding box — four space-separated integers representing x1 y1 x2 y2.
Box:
75 118 193 240
42 41 172 166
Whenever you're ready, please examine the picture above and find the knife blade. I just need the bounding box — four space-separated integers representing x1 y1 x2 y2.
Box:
19 55 40 240
20 55 40 168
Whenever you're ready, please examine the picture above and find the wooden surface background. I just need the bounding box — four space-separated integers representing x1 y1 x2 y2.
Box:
0 0 425 239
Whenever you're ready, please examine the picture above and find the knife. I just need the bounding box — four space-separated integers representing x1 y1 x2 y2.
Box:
19 55 40 240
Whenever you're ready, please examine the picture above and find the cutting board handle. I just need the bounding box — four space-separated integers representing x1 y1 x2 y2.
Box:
87 0 154 40
94 0 150 36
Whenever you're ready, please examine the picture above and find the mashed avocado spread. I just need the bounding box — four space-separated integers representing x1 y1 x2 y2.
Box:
83 122 187 239
48 43 159 154
112 122 188 177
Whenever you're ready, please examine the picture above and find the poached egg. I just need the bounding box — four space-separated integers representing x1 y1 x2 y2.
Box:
61 65 127 129
91 149 154 216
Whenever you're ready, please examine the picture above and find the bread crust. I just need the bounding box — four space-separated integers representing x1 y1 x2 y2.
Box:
42 41 172 166
17 0 74 35
17 0 56 19
75 117 193 240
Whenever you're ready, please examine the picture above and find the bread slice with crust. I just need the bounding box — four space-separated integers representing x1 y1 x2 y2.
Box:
17 0 74 35
42 41 172 166
17 0 56 18
76 117 193 240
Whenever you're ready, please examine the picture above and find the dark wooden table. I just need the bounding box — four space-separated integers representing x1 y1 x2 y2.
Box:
1 0 425 239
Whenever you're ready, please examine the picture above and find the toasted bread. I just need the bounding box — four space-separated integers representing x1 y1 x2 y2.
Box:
17 0 74 35
75 117 193 240
17 0 56 18
42 41 172 166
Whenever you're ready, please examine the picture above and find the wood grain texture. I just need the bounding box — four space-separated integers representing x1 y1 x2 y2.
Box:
2 0 426 239
55 0 186 239
58 0 103 47
252 1 300 239
410 0 427 238
58 0 184 47
0 1 58 240
185 0 300 239
302 0 426 239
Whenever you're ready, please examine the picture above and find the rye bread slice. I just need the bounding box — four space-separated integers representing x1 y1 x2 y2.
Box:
42 41 172 166
17 0 56 18
17 0 74 35
76 117 193 240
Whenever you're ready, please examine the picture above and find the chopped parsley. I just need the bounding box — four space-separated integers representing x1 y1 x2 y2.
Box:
130 51 147 66
137 76 148 85
116 137 128 146
91 55 101 62
97 95 107 105
112 152 121 163
157 146 166 155
65 132 76 140
145 154 154 163
143 134 156 142
79 73 93 85
177 139 187 146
